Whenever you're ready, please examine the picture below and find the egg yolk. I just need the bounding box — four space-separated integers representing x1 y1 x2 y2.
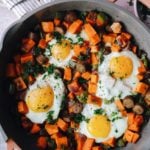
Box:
109 56 133 79
87 115 111 138
26 86 54 112
51 40 71 60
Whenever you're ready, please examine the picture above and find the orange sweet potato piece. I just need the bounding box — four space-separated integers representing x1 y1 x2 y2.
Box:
90 45 99 53
91 74 98 84
127 113 135 125
115 100 125 111
18 101 28 114
68 92 75 100
38 39 47 49
37 136 47 149
81 72 91 80
45 33 53 42
138 62 146 73
57 118 68 132
13 77 27 91
41 21 54 33
132 133 140 143
15 63 22 76
84 23 97 37
84 23 100 45
103 34 117 44
87 95 102 106
82 138 95 150
92 146 103 150
64 67 72 81
28 75 35 84
45 124 59 135
103 137 116 147
56 136 68 148
136 74 144 81
90 34 101 45
22 38 35 52
121 32 132 40
30 124 41 134
73 44 87 56
134 82 149 95
128 123 139 132
124 130 139 143
88 82 97 94
111 43 121 52
21 53 33 64
54 18 61 26
91 53 98 65
68 80 80 93
134 115 144 126
68 19 83 34
73 72 81 79
6 63 16 78
75 132 86 150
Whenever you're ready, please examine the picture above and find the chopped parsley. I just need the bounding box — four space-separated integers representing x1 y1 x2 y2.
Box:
33 47 42 56
104 97 115 104
76 92 88 103
73 113 89 123
53 31 64 42
46 64 56 74
78 54 89 61
94 108 105 115
76 35 84 44
98 49 104 63
78 77 87 84
110 111 122 122
47 111 56 124
141 53 148 67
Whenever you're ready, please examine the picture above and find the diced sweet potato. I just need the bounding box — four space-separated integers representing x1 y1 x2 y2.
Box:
22 38 35 52
87 95 102 106
38 39 47 49
18 101 28 114
82 138 95 150
41 21 54 33
21 53 33 64
81 72 91 80
37 136 47 149
75 132 86 150
13 77 27 91
30 124 41 134
103 137 116 147
88 82 97 94
64 67 72 81
134 82 149 95
68 19 83 33
57 118 68 132
45 124 59 135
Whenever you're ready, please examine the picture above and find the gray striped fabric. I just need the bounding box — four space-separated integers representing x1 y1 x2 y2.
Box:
1 0 54 18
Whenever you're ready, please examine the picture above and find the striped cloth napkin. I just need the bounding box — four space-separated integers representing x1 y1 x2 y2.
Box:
1 0 54 18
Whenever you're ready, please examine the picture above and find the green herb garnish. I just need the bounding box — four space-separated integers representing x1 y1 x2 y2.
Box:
94 108 105 115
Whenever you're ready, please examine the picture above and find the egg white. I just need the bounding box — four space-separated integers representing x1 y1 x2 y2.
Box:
25 73 65 124
78 103 127 143
97 51 141 100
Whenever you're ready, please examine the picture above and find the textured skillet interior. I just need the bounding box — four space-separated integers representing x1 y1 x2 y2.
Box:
0 0 149 149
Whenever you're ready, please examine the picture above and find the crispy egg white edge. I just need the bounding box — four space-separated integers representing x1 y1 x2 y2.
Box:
25 73 65 124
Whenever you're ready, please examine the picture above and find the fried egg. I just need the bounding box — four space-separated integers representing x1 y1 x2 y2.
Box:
97 51 141 100
25 73 65 124
78 103 127 143
45 38 74 68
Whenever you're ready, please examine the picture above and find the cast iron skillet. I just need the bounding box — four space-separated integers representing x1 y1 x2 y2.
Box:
0 0 150 149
